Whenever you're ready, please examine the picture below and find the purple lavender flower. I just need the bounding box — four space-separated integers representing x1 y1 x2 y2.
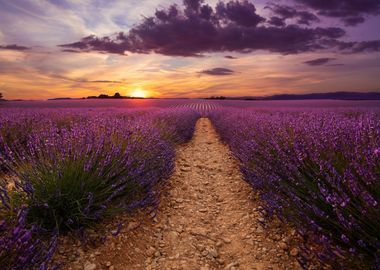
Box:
209 108 380 269
0 107 199 269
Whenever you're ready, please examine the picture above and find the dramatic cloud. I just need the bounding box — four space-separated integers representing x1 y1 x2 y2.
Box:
60 0 352 57
343 16 365 26
266 4 320 26
294 0 380 26
199 68 235 75
304 57 336 66
215 1 265 27
0 44 30 50
326 39 380 53
268 16 286 27
225 55 237 59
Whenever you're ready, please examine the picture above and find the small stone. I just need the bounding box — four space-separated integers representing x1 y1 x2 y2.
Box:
127 221 139 230
154 251 161 257
202 250 209 256
84 262 97 270
191 228 208 237
290 247 299 256
168 231 178 241
146 247 156 257
222 238 231 244
217 258 225 265
105 261 112 267
256 226 264 233
258 217 265 223
208 247 218 258
279 242 288 250
225 262 239 270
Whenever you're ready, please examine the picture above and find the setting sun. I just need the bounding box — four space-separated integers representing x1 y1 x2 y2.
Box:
130 88 147 98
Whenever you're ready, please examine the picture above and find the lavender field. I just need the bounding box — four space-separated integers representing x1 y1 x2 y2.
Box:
0 100 379 269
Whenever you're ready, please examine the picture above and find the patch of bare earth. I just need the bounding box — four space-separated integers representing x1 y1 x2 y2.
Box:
57 118 301 270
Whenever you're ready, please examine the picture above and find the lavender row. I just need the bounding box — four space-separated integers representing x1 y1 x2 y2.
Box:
0 107 200 269
209 108 380 269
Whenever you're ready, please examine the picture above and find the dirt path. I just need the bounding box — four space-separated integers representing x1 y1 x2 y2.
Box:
60 118 301 270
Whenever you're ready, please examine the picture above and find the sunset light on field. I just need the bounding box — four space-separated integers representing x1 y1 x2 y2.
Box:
0 1 379 269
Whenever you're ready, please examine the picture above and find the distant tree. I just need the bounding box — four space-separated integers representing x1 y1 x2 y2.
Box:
0 93 3 99
206 96 226 100
113 92 121 98
98 94 109 99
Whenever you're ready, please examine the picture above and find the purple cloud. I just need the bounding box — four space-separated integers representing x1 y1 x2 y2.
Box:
294 0 380 26
304 57 336 66
61 24 346 56
266 4 320 26
59 0 379 57
268 16 286 27
225 55 238 59
215 1 265 27
342 16 365 26
89 80 122 83
60 33 130 54
0 44 30 51
199 68 235 75
336 40 380 53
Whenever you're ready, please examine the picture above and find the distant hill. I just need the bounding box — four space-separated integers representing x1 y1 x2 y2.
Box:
205 92 380 101
262 91 380 100
86 93 145 99
48 97 73 100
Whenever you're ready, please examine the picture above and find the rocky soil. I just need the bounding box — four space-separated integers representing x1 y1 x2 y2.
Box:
56 118 302 270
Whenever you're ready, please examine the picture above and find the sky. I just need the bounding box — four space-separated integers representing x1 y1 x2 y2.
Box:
0 0 380 99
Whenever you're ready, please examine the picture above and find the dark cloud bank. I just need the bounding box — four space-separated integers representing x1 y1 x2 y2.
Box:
0 44 30 51
59 0 380 57
199 67 235 75
303 57 335 66
295 0 380 26
265 3 320 26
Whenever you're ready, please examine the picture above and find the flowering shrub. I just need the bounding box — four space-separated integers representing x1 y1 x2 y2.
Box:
153 108 200 143
210 108 380 269
0 207 57 270
0 107 199 268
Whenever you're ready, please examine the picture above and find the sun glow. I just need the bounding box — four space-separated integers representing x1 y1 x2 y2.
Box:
130 88 147 98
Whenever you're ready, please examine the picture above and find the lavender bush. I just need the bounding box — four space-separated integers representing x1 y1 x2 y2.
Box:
0 107 199 268
0 207 57 270
154 108 200 143
210 108 380 269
